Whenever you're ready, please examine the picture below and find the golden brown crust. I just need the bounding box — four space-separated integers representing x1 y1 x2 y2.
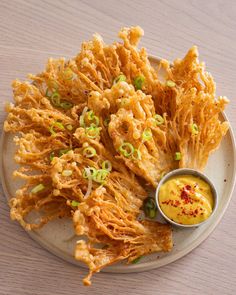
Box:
4 26 228 285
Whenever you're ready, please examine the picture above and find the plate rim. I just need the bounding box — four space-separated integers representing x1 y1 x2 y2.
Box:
0 55 235 273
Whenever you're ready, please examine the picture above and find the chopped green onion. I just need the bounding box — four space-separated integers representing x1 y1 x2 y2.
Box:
119 142 134 158
59 149 71 157
66 124 73 131
104 117 110 127
142 128 152 141
132 149 141 160
174 152 182 161
87 111 99 126
71 200 79 207
60 101 73 109
143 197 157 219
82 167 109 185
153 114 164 126
190 123 199 135
87 111 94 120
83 147 97 158
31 183 45 194
166 80 176 87
46 88 73 110
134 76 145 90
113 74 126 84
83 167 97 179
49 121 65 136
94 169 109 183
86 126 100 138
145 198 156 209
49 151 55 161
63 68 74 80
149 209 156 218
62 170 73 177
132 256 142 264
102 160 112 172
51 92 61 107
79 107 99 128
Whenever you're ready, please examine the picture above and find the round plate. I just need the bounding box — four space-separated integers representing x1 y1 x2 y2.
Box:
1 56 236 273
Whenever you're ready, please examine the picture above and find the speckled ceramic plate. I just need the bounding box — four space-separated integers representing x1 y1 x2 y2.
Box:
1 56 235 273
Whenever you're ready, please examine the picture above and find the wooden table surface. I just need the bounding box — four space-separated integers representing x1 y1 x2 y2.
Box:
0 1 236 294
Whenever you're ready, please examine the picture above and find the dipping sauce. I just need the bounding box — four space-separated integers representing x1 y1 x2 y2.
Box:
158 175 214 225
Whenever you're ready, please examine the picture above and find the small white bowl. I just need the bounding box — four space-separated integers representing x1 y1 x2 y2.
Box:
155 168 218 228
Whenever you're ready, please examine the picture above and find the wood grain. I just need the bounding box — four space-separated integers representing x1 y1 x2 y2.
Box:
0 0 236 294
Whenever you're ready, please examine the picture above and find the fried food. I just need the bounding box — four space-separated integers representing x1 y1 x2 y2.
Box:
4 26 229 285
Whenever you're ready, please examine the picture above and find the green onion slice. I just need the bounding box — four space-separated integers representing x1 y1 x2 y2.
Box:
87 110 99 126
143 197 157 219
190 123 199 135
113 74 126 84
63 68 74 80
148 209 156 218
153 114 164 126
119 142 134 158
49 151 55 161
166 80 176 87
102 160 112 172
71 200 79 207
131 256 142 264
174 152 182 161
86 126 100 138
132 149 141 160
62 170 73 177
60 101 73 109
142 128 152 141
51 92 61 107
49 121 65 136
134 76 145 90
31 183 45 194
94 169 109 183
79 108 99 128
83 147 96 158
83 167 97 179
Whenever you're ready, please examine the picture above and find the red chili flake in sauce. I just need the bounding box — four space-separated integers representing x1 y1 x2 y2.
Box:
162 200 171 205
185 185 191 191
175 200 181 206
180 189 192 204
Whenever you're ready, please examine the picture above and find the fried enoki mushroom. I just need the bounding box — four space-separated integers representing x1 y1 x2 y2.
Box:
151 46 229 170
3 26 228 285
73 188 172 286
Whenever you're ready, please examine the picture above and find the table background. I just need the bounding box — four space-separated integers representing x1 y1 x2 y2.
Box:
0 1 236 294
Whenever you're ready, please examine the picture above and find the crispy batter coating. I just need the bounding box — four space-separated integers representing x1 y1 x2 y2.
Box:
4 26 228 285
